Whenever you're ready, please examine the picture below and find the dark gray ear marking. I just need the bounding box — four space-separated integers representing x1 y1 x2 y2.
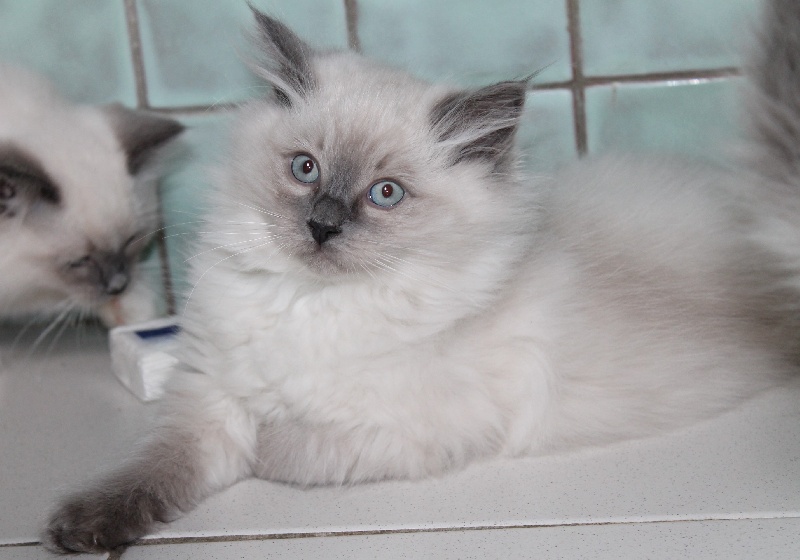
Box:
0 143 60 218
430 81 527 168
103 104 185 174
250 6 316 106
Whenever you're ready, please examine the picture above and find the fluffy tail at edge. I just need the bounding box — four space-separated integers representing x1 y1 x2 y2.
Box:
745 0 800 187
742 0 800 365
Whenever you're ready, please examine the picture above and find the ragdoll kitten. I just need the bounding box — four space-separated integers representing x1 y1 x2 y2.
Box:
44 2 800 553
0 63 183 328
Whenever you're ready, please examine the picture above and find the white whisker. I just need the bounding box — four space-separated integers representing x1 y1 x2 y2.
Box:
235 200 289 221
184 235 275 263
28 303 75 356
183 238 280 313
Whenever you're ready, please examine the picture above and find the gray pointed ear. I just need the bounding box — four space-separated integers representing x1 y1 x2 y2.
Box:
103 104 185 175
250 6 316 106
0 143 60 220
430 81 527 170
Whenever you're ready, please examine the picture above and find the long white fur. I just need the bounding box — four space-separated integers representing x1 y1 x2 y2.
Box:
173 53 795 486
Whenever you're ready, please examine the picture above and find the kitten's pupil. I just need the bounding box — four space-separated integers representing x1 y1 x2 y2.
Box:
302 160 314 174
382 183 393 198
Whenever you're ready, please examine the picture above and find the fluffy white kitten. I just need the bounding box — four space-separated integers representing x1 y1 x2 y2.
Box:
45 2 800 554
0 64 183 327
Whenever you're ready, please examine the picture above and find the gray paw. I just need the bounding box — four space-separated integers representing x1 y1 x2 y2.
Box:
43 487 164 555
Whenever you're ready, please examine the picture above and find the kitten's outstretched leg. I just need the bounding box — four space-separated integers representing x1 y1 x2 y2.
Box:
43 378 255 554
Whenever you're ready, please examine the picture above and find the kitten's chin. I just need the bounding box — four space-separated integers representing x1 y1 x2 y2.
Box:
296 244 359 279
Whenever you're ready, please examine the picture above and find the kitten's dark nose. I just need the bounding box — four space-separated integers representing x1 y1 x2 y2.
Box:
307 220 342 245
307 194 350 245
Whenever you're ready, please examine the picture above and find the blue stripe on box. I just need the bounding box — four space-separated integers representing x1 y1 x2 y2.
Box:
135 325 180 340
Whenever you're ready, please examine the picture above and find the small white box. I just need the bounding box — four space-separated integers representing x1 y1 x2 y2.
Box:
109 317 181 401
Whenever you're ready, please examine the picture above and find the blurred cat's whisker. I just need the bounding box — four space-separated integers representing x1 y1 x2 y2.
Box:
44 308 79 356
11 299 70 352
27 303 75 357
12 315 43 349
133 221 209 245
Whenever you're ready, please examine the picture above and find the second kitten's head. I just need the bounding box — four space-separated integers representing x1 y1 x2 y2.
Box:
211 11 537 309
0 64 184 324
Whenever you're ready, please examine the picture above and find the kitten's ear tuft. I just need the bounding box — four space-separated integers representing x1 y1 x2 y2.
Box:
249 6 316 107
430 81 527 170
103 104 185 175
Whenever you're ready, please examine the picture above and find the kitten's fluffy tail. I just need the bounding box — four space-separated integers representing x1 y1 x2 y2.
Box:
743 0 800 365
745 0 800 186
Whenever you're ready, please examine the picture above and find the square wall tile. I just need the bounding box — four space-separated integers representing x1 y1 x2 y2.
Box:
518 89 578 174
358 0 571 85
136 0 348 108
0 0 136 104
579 0 762 76
585 78 742 163
160 113 234 303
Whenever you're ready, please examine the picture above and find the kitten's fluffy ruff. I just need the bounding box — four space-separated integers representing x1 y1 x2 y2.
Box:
0 64 182 327
45 5 800 554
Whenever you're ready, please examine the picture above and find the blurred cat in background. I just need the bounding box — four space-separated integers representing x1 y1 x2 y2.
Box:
0 63 183 330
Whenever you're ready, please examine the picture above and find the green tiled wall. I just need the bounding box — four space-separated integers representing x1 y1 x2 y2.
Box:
585 79 742 164
137 0 348 107
159 114 233 302
0 0 765 309
580 0 759 76
0 0 136 104
359 0 571 84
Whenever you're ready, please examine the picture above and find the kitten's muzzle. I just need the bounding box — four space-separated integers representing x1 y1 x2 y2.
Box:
64 250 132 297
307 194 349 245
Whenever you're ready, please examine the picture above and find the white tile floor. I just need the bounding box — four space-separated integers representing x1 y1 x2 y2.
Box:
1 326 799 559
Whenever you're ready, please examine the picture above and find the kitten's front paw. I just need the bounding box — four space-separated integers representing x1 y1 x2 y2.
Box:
43 488 157 555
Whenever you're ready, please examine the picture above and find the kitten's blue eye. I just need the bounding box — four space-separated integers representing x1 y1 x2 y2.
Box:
291 154 320 183
368 180 404 208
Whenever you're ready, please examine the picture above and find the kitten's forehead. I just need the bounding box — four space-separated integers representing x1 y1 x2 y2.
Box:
282 53 447 178
309 53 445 143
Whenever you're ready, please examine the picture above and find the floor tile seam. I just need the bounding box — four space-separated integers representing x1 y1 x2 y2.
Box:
6 512 791 549
2 513 798 550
